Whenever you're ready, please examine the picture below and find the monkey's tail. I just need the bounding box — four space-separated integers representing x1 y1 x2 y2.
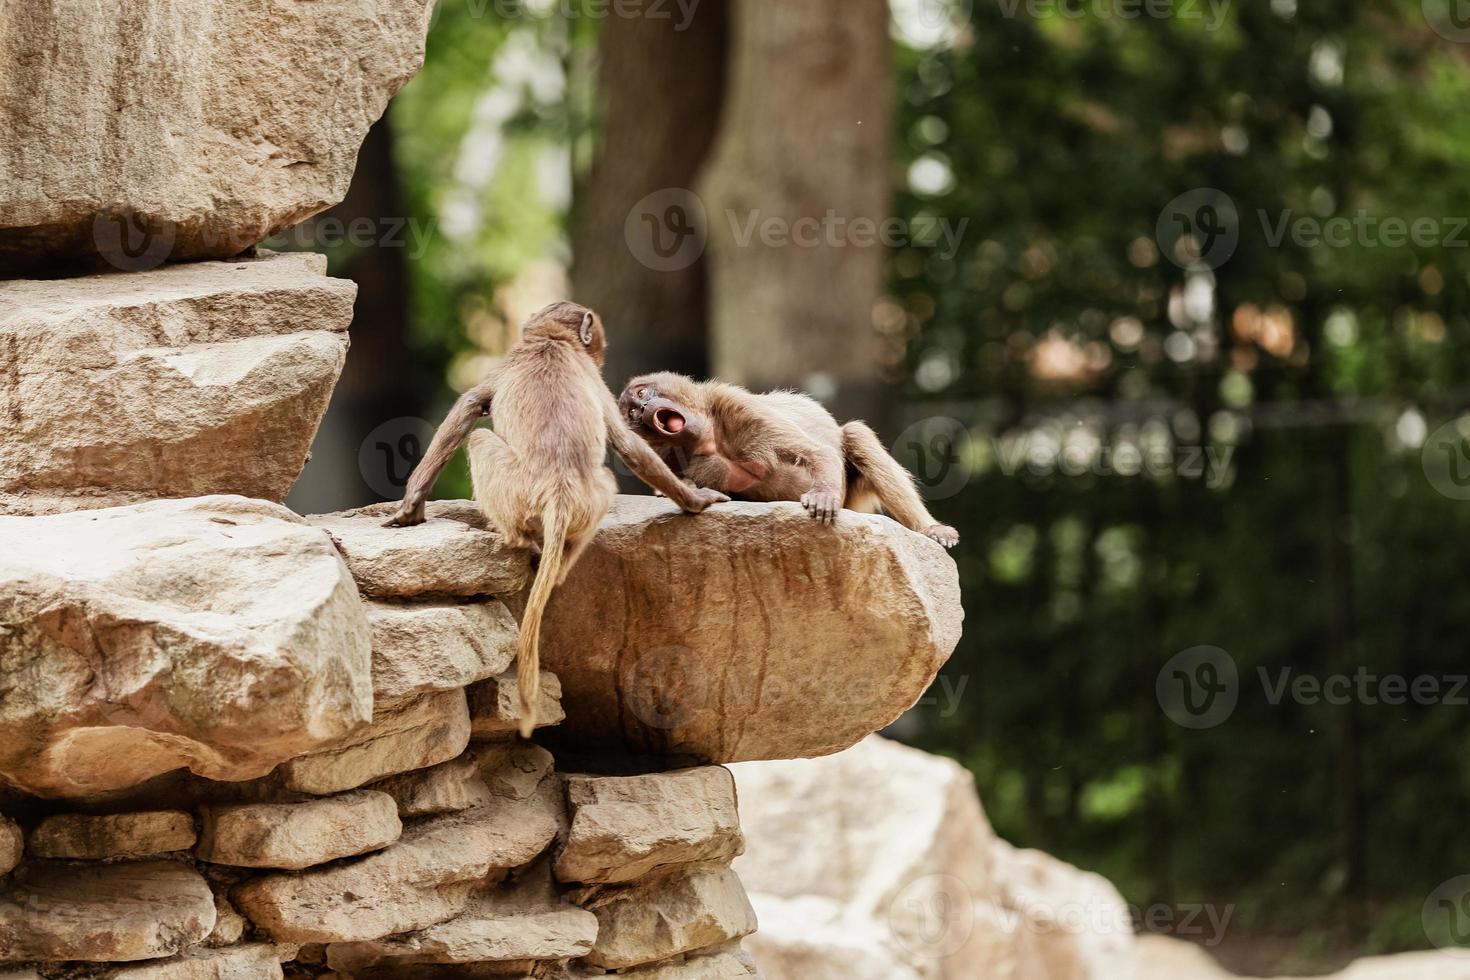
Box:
516 498 567 739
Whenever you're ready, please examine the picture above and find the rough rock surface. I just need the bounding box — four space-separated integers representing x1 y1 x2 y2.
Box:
325 886 599 972
29 810 196 860
197 791 402 870
539 496 962 763
0 253 355 513
0 1 434 272
308 503 529 599
371 753 494 818
616 946 763 979
106 943 291 979
0 496 373 798
468 670 566 737
366 601 518 703
732 735 1133 980
234 784 560 943
556 768 744 885
582 867 759 971
279 689 471 795
0 860 215 962
0 816 21 874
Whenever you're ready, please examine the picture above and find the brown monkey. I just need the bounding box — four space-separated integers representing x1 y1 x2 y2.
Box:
616 373 959 548
383 305 728 736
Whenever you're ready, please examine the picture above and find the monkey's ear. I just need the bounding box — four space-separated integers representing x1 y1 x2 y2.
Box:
579 311 596 346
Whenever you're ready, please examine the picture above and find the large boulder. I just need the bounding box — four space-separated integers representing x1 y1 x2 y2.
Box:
539 497 962 763
0 496 373 798
0 0 434 272
0 253 355 514
731 736 1134 980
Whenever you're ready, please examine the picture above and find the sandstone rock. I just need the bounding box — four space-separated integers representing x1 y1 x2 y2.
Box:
279 689 471 795
732 736 1132 980
479 743 559 803
0 816 20 875
469 670 566 737
539 496 961 763
367 601 518 703
0 860 215 961
308 505 528 600
616 946 762 979
198 790 402 870
325 896 598 972
0 496 373 798
205 894 248 947
0 253 355 513
106 943 292 979
582 867 758 971
555 768 743 885
0 1 434 272
372 753 493 818
235 789 559 943
29 809 196 860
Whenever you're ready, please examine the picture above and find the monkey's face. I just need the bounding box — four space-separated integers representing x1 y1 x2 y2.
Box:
618 374 707 448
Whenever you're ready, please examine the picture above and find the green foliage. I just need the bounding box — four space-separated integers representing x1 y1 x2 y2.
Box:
892 0 1470 964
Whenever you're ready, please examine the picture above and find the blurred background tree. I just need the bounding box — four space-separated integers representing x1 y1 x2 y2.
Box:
285 0 1470 972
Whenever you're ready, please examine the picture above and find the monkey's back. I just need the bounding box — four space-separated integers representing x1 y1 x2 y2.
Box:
472 341 614 547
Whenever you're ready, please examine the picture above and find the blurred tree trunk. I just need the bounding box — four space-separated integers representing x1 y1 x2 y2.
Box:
287 116 420 514
570 1 730 387
699 0 892 424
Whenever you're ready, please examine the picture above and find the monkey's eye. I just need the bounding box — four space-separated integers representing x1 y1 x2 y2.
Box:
637 386 649 400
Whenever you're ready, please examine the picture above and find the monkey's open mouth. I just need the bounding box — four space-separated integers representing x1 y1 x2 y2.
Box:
653 408 686 435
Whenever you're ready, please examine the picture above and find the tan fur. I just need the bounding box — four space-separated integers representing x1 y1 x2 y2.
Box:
385 305 728 736
617 373 958 548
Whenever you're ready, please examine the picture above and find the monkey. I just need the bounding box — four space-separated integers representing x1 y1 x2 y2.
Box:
616 373 959 548
383 304 728 736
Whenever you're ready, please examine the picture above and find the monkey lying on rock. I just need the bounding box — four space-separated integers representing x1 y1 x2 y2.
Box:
617 373 959 548
383 304 728 735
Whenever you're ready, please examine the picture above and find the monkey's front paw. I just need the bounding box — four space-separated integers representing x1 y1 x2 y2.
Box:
924 524 960 548
801 489 841 525
685 487 731 513
382 502 426 528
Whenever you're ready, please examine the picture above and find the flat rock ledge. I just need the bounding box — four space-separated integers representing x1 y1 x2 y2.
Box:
539 495 963 764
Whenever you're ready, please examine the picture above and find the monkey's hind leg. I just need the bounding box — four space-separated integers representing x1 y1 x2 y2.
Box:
840 421 959 548
467 429 535 550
